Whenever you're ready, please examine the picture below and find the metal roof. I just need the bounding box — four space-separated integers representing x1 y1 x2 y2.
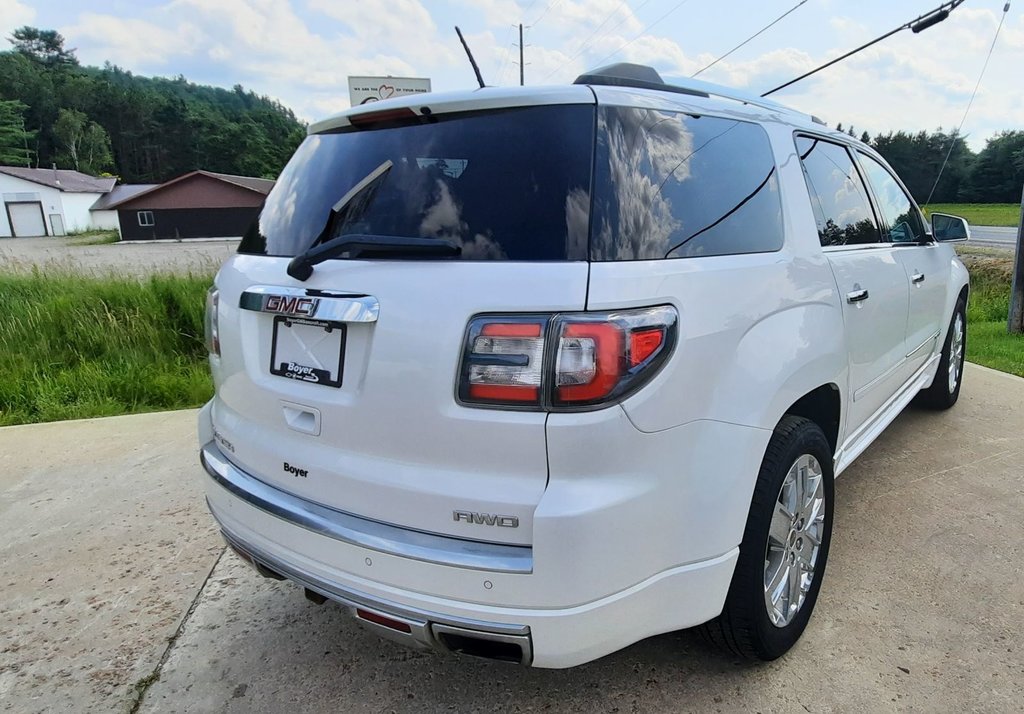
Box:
100 170 275 209
89 184 158 211
0 166 117 193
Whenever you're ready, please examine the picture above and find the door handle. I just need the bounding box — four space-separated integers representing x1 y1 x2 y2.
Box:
911 273 925 284
846 289 869 304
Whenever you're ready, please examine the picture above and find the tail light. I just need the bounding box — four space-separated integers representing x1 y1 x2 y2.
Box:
204 287 220 356
458 306 677 410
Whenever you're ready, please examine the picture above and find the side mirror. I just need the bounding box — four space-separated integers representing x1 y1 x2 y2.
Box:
930 212 971 242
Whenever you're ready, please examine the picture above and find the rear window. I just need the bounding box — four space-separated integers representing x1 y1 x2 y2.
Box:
590 107 783 261
239 105 594 261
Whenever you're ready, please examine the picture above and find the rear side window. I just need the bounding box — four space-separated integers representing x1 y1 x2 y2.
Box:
795 136 881 247
857 153 926 243
590 107 783 261
239 105 594 261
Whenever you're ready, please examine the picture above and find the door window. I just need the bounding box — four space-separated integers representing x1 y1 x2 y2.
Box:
857 153 926 243
795 136 881 247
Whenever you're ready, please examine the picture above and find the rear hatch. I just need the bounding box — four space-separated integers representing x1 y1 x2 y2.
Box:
210 91 595 546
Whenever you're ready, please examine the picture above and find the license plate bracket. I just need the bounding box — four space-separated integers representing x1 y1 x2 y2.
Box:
269 316 346 388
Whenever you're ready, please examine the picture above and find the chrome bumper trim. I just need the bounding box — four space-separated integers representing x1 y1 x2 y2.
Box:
200 441 533 574
215 520 533 664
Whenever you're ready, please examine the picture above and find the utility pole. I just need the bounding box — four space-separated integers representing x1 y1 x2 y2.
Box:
519 24 524 86
1008 183 1024 334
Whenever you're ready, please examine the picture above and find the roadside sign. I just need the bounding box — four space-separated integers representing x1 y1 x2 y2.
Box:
347 76 432 106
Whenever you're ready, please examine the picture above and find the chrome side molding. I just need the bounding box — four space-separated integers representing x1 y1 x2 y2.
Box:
239 285 379 323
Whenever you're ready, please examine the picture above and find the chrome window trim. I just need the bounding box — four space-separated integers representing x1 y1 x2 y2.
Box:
239 285 379 323
201 442 534 574
821 243 892 253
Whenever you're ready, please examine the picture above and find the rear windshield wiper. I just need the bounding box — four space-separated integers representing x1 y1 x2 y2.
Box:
286 158 460 280
287 234 461 280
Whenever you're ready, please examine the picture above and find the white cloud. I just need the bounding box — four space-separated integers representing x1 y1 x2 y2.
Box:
62 13 201 66
0 0 36 36
37 0 1023 150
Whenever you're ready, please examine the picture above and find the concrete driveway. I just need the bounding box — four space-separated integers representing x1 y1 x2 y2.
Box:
2 363 1022 713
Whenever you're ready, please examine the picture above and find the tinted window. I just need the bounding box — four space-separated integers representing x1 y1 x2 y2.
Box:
796 136 881 247
239 105 594 260
590 107 783 260
858 153 926 243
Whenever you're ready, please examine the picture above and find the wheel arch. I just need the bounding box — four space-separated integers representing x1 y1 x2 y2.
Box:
782 384 841 454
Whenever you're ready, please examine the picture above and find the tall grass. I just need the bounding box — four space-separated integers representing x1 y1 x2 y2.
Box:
959 250 1024 378
0 271 214 425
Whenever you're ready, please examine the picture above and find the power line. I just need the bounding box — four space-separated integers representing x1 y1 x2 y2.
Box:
693 0 808 77
531 0 563 26
925 1 1011 206
762 0 966 96
587 0 698 69
542 0 657 82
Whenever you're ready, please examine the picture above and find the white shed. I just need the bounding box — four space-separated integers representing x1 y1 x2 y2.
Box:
0 166 116 237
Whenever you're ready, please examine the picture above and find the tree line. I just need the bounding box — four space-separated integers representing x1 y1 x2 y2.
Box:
0 26 1021 202
837 123 1024 205
0 27 305 182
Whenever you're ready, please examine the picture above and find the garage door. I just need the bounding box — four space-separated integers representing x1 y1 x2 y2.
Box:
7 202 47 237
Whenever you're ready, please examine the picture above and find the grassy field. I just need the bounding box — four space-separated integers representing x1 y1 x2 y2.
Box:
0 271 213 426
957 247 1024 378
923 203 1021 227
0 248 1020 426
67 229 120 245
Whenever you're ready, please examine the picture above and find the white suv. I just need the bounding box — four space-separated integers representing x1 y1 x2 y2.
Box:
198 64 970 667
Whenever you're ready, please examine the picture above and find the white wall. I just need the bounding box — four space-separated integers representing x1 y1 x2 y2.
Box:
89 209 120 232
0 173 107 236
60 192 104 233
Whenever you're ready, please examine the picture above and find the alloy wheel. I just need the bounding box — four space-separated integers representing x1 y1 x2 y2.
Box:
764 454 826 627
948 312 965 394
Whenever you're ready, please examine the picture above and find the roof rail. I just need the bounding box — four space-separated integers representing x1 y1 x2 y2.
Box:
574 63 826 125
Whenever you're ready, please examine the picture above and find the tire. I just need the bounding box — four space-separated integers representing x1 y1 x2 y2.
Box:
915 297 967 410
698 415 834 661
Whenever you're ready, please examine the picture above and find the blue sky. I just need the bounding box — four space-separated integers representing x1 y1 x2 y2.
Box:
3 0 1021 149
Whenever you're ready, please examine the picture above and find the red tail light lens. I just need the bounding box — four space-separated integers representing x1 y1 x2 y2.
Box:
204 287 220 356
458 306 676 410
460 318 548 406
629 328 664 367
555 322 624 403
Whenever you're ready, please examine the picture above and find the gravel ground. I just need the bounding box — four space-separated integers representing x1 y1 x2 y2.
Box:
0 236 239 277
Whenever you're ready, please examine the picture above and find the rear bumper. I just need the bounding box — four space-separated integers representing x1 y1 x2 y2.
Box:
201 439 739 668
198 399 772 668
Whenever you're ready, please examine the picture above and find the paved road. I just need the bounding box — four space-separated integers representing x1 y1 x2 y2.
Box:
2 364 1023 713
970 225 1019 249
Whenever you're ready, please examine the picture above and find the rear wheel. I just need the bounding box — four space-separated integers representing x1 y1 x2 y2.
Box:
698 416 834 660
915 297 966 410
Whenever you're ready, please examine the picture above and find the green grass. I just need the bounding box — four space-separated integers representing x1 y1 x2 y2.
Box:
958 248 1024 378
923 203 1021 227
0 271 213 426
67 229 120 245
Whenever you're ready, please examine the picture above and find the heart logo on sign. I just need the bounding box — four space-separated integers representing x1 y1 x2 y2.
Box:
378 84 395 99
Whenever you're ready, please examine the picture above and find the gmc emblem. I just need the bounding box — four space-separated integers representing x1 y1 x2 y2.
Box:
264 295 319 317
453 510 519 528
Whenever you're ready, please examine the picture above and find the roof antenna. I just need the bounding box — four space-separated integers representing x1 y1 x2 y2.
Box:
455 26 486 88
